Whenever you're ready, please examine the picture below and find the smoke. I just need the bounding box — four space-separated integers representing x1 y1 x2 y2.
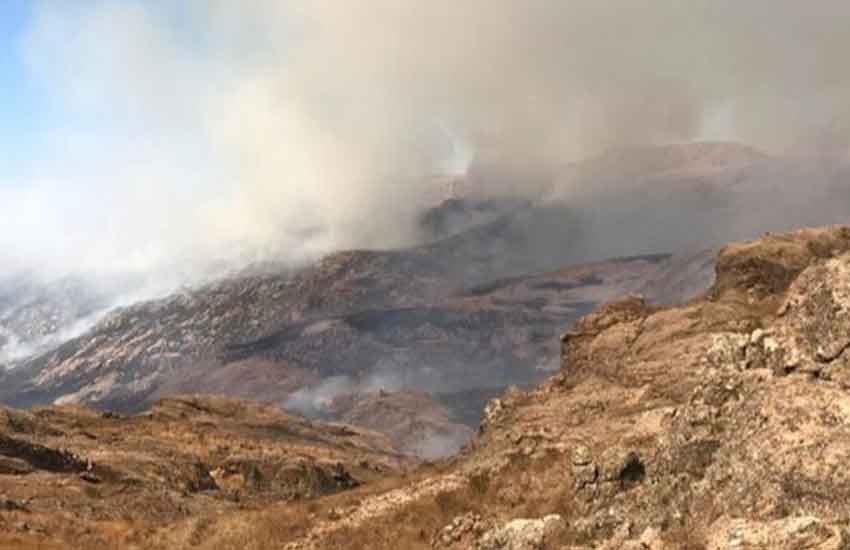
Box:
284 370 406 417
3 1 850 284
285 376 358 418
412 432 470 462
283 370 474 459
0 328 34 365
0 311 108 366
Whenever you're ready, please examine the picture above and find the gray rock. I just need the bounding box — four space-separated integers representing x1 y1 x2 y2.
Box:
476 515 561 550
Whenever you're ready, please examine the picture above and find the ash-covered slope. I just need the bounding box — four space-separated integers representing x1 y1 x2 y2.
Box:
269 225 850 550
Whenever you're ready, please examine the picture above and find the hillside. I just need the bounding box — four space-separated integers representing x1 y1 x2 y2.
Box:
0 394 411 550
0 252 707 443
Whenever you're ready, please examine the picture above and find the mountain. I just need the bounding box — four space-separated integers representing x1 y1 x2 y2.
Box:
0 142 773 372
3 225 850 549
0 250 709 427
4 141 850 459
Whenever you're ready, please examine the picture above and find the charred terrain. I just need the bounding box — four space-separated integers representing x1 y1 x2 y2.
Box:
2 225 850 548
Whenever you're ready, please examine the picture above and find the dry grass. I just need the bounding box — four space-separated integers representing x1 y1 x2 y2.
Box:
0 394 417 550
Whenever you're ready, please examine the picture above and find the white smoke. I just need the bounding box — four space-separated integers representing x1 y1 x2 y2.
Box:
284 370 406 417
0 310 109 367
5 1 850 280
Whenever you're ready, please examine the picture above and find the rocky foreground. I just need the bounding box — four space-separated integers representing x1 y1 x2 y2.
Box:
3 225 850 549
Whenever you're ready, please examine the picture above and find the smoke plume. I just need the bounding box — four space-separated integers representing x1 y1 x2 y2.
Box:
4 1 850 281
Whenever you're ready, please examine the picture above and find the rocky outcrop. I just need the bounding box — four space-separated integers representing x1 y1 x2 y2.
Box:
474 515 562 550
706 516 847 550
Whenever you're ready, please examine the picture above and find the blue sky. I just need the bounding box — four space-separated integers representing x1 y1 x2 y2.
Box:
0 1 52 181
0 1 204 182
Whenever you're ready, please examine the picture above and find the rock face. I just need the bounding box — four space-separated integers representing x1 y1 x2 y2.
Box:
706 516 847 550
474 515 562 550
